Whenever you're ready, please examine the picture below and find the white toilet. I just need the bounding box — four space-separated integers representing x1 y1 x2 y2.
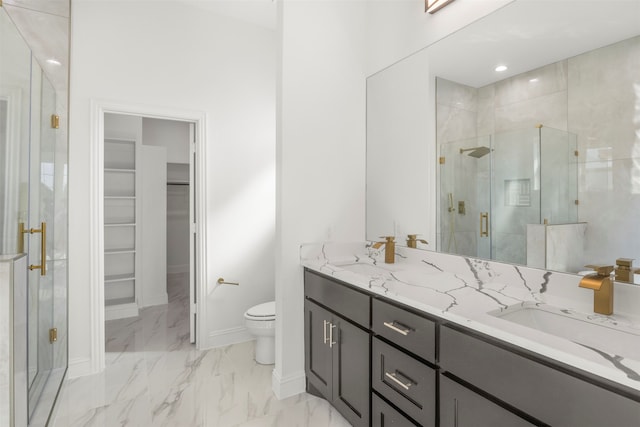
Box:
244 301 276 365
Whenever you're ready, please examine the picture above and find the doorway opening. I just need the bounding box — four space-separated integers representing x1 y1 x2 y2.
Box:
89 102 207 373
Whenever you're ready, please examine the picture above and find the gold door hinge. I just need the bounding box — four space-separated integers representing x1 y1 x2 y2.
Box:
575 200 580 205
439 157 445 164
51 114 60 129
574 150 579 157
49 328 57 343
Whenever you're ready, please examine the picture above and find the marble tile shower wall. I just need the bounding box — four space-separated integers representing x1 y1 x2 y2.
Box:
437 78 480 257
438 35 640 269
568 36 640 267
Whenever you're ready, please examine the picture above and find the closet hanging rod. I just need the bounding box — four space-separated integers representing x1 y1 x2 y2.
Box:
167 182 189 186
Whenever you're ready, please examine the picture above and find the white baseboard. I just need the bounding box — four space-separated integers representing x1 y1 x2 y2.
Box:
105 302 139 321
167 264 189 274
272 369 306 400
205 326 253 349
67 357 93 379
140 292 168 308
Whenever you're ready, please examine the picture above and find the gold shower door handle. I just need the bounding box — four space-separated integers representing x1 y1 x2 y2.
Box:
27 222 47 276
480 213 489 237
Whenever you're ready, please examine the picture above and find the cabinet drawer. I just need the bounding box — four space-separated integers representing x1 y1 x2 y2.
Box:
440 374 534 427
372 337 436 427
304 269 370 327
372 298 436 363
440 325 640 427
372 393 417 427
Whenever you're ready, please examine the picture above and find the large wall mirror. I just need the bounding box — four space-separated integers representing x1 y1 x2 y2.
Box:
366 0 640 280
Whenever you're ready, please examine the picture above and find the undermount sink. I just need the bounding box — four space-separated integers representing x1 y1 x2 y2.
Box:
489 302 640 359
334 261 393 277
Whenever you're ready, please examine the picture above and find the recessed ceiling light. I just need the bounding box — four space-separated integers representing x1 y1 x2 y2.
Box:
495 65 508 72
529 78 539 83
46 59 61 66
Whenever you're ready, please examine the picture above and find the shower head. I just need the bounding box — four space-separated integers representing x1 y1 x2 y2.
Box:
459 146 491 158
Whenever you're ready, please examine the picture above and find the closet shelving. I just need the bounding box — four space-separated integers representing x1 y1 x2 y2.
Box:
104 138 139 319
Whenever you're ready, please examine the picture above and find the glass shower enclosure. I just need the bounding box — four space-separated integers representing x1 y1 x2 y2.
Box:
1 8 68 426
439 126 578 265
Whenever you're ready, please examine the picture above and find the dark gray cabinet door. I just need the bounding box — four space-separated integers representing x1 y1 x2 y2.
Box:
304 298 371 426
440 374 535 427
332 316 370 427
304 299 333 400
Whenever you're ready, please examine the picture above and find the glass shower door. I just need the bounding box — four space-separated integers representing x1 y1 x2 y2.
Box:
25 67 58 421
490 128 541 265
439 135 492 258
1 8 68 425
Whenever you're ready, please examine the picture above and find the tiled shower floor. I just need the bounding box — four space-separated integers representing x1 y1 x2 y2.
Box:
52 273 350 426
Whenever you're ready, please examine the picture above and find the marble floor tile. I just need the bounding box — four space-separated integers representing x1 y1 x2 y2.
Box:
53 273 348 426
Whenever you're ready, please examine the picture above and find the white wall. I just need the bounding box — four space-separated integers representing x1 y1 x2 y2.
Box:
69 1 275 375
142 118 190 164
274 0 368 397
272 0 518 398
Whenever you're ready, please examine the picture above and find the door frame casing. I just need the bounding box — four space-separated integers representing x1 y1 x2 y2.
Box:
88 99 207 373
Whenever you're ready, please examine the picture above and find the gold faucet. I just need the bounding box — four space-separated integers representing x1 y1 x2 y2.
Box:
372 236 395 264
579 265 614 315
406 234 428 249
614 258 639 283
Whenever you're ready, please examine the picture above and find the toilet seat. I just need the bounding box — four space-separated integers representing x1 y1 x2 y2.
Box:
244 301 275 321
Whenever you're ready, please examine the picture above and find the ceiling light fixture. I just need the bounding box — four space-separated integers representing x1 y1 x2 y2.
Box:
495 65 508 72
46 59 61 66
529 78 539 83
426 0 455 14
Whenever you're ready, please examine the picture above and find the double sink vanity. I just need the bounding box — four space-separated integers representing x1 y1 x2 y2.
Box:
301 242 640 426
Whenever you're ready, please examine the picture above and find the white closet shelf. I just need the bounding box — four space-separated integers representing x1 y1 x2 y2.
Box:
105 168 135 173
104 196 135 200
105 273 135 283
105 297 136 307
104 222 136 227
105 248 135 254
105 138 135 144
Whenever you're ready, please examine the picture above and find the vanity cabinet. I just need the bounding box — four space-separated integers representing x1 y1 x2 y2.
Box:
440 324 640 427
439 374 534 427
372 337 436 427
303 268 640 427
371 298 437 427
371 393 416 427
304 271 370 427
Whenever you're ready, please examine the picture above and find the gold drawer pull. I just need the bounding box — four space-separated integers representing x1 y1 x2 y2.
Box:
383 321 412 336
384 371 414 391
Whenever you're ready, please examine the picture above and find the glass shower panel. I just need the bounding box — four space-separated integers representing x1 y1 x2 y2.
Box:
0 9 31 255
491 128 541 265
540 126 578 224
1 7 68 425
439 136 491 258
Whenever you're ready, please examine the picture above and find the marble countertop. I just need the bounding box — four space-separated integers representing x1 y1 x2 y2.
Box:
300 242 640 393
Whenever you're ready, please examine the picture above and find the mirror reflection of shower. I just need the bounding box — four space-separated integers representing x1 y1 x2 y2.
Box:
459 146 491 158
439 126 578 266
446 192 457 253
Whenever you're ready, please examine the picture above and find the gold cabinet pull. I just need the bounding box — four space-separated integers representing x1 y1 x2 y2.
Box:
480 212 489 237
27 222 47 276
